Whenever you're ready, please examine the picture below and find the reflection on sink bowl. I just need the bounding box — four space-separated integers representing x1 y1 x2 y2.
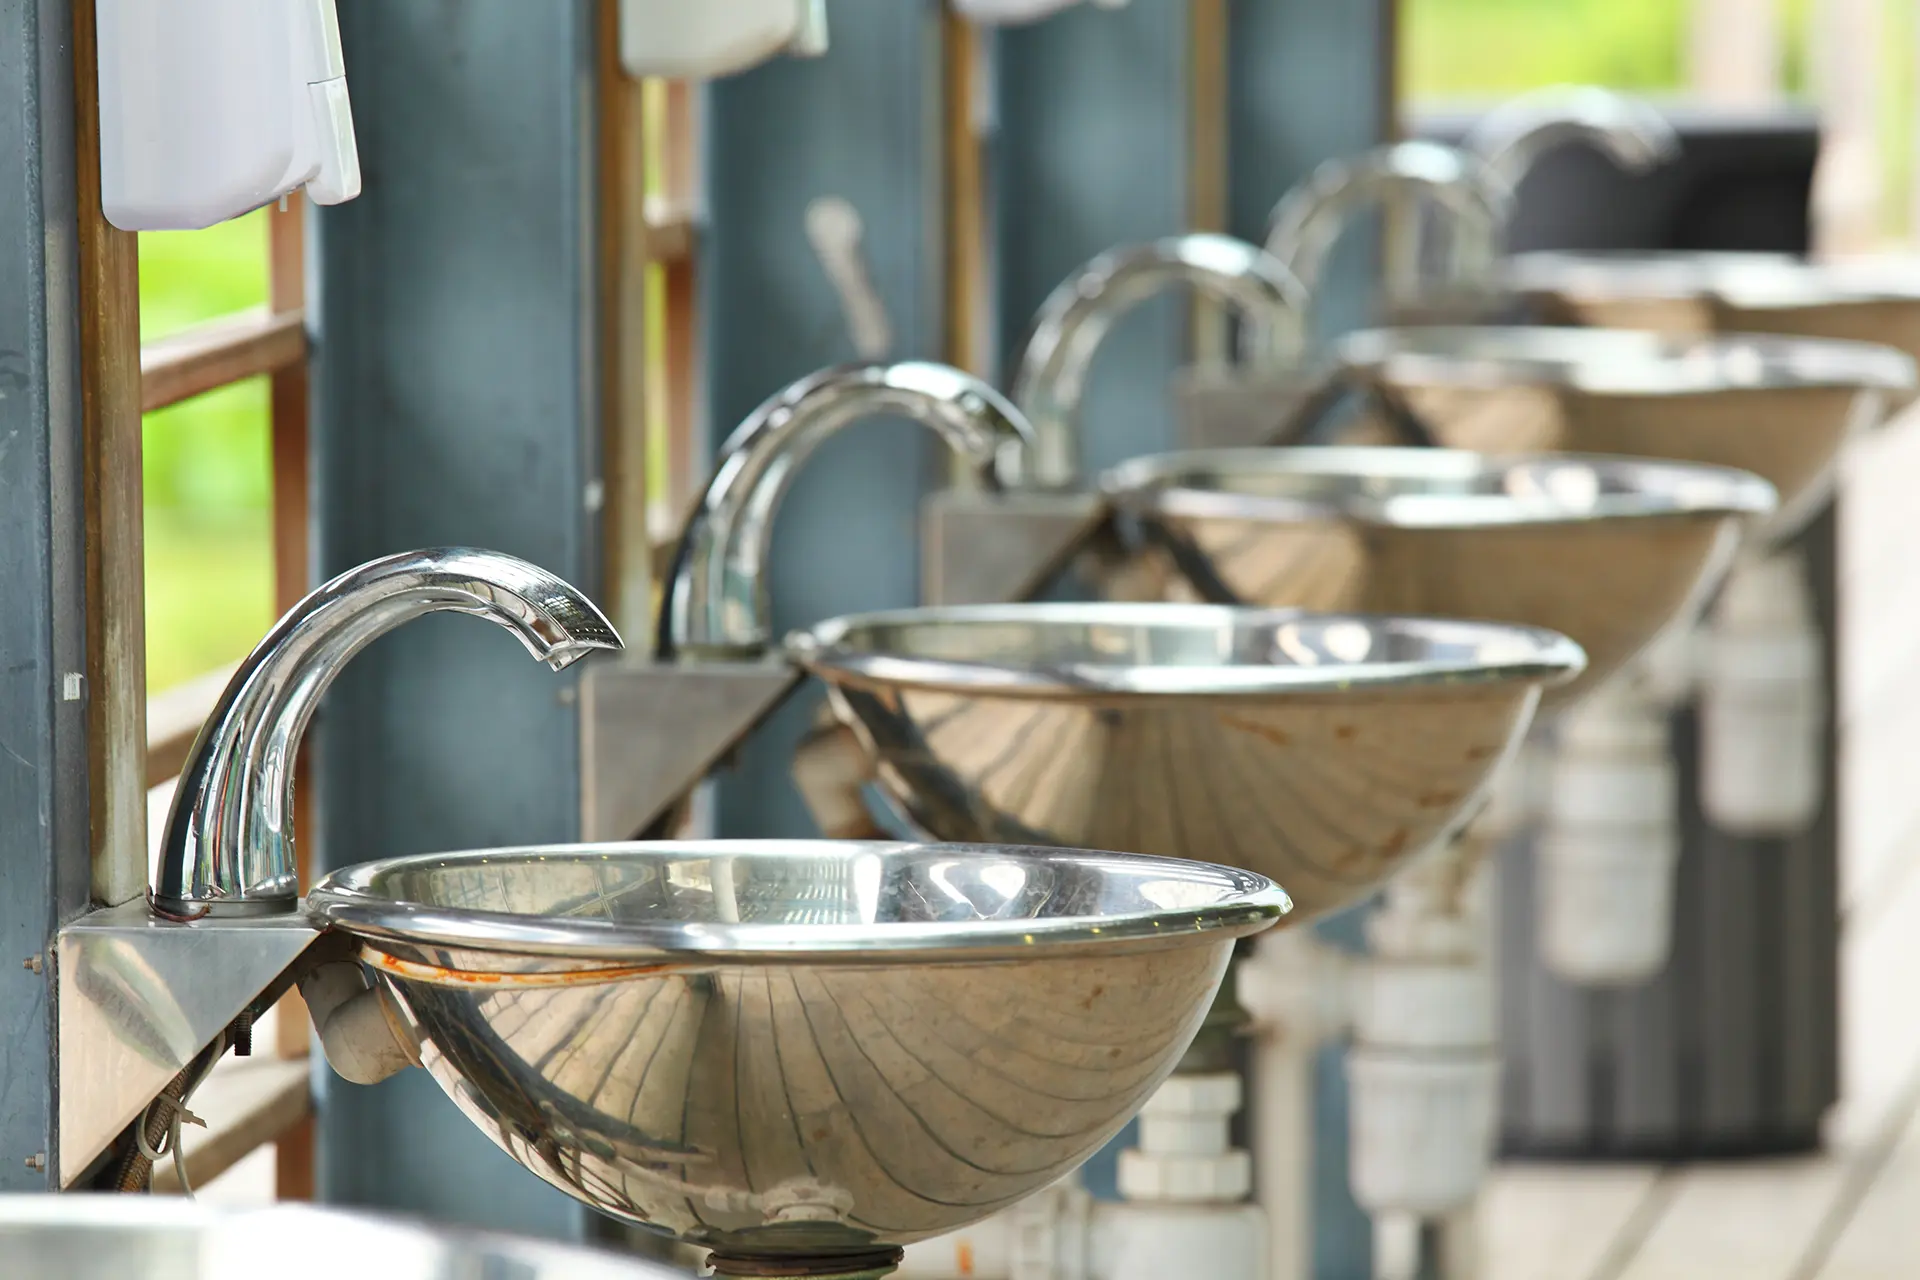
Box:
1327 325 1914 540
307 841 1285 1265
1099 447 1774 706
787 603 1584 920
1503 249 1920 365
0 1196 676 1279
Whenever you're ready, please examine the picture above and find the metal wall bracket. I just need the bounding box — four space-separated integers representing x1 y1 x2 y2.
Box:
55 902 324 1184
579 659 804 843
1175 367 1326 450
919 489 1110 606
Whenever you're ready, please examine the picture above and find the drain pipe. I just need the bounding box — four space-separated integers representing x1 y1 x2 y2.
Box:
1536 626 1693 986
895 1073 1266 1280
1345 834 1501 1280
1699 548 1824 836
1536 546 1822 988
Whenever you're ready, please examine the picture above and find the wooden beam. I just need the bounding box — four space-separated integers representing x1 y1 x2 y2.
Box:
267 191 318 1204
658 80 701 532
139 308 306 414
1187 0 1228 234
942 8 986 377
73 0 149 910
600 0 655 642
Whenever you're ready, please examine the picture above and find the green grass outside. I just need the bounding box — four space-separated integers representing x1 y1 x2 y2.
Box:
139 211 273 691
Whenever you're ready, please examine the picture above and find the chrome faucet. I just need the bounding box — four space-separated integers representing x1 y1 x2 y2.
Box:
658 360 1037 660
1264 140 1513 306
1462 84 1681 190
153 548 622 917
1008 233 1306 489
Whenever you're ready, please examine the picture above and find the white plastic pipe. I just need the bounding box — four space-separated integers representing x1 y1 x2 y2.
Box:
1349 850 1500 1230
1537 679 1681 985
895 1195 1263 1280
1700 549 1824 836
897 1072 1265 1280
302 963 418 1085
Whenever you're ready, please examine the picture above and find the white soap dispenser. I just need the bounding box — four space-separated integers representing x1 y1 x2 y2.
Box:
95 0 360 231
951 0 1129 25
619 0 830 80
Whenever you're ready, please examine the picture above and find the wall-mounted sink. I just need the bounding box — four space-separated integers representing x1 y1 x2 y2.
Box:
1098 446 1775 707
789 604 1583 920
1320 325 1913 541
1503 249 1920 366
307 840 1286 1270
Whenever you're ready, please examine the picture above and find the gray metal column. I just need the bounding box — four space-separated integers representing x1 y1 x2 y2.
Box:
310 0 602 1237
1227 0 1395 338
0 0 93 1192
1228 6 1394 1278
995 3 1191 475
990 1 1194 1201
702 1 946 841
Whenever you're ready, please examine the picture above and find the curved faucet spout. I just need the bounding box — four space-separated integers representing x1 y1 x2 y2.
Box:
1265 140 1513 305
154 549 622 917
659 361 1036 661
1462 85 1680 189
1009 233 1306 489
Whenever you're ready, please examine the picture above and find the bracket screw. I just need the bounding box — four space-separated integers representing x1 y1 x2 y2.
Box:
24 1153 44 1171
21 955 41 974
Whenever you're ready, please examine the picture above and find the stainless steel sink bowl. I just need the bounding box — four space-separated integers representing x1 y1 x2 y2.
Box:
0 1196 676 1279
1099 447 1775 706
1503 249 1920 362
1327 325 1914 540
307 840 1286 1264
787 604 1584 920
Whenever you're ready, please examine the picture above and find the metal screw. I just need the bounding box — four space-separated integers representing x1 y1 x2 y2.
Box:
24 1153 44 1171
21 955 41 974
232 1008 254 1058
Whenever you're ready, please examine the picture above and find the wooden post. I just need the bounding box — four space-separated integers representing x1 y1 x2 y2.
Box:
943 7 987 379
1688 0 1782 108
656 79 700 538
71 0 147 911
268 192 317 1201
599 0 654 642
1807 0 1884 253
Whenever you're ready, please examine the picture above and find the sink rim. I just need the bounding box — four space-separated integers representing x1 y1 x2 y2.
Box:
1502 249 1920 309
1100 446 1779 530
1333 324 1918 395
308 839 1290 966
787 602 1586 700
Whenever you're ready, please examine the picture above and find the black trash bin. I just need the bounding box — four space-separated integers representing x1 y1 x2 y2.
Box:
1418 104 1841 1159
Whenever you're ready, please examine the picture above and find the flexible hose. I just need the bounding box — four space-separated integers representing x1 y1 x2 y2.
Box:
105 1027 231 1193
